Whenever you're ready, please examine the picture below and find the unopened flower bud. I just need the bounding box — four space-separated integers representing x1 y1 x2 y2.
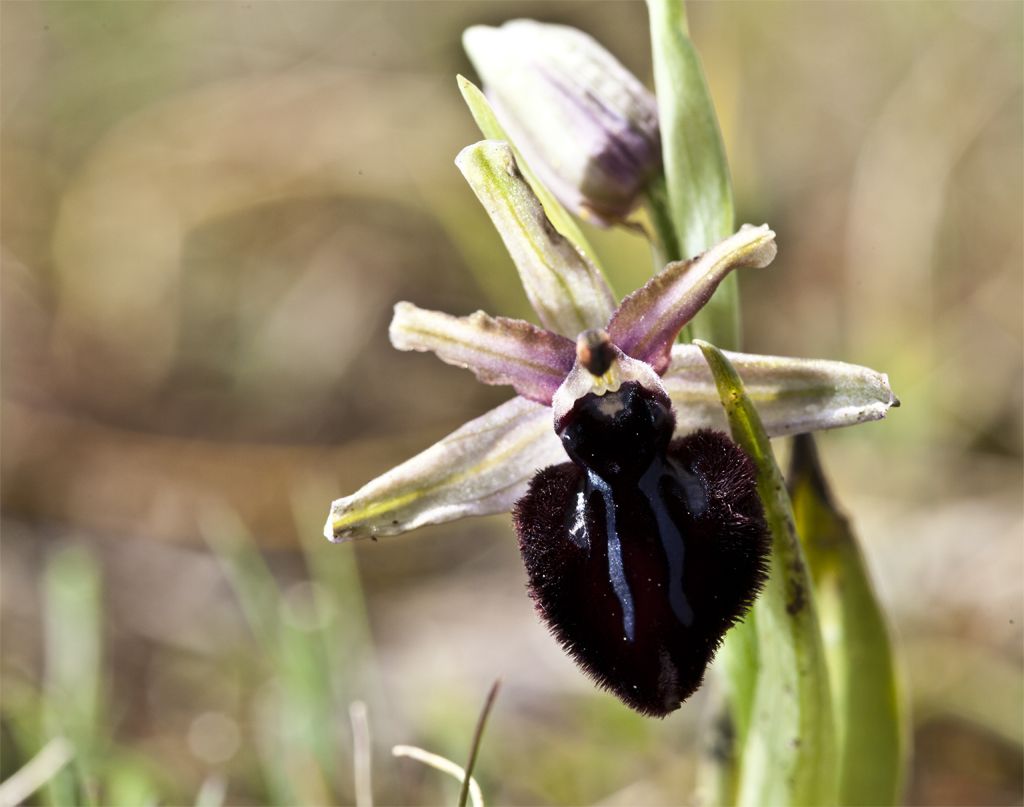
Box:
463 19 661 226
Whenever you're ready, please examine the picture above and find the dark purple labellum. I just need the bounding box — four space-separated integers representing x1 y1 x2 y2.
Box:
513 381 769 716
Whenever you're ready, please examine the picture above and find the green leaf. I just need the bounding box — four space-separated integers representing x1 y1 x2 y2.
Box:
645 0 740 349
695 340 837 807
713 602 758 745
43 546 104 807
788 434 908 806
456 76 605 275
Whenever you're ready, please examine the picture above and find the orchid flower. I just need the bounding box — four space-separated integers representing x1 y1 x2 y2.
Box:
325 135 897 716
322 140 896 715
324 141 896 544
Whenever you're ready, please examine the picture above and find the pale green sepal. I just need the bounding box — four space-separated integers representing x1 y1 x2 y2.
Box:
456 140 616 337
646 0 739 349
325 397 565 541
695 340 838 807
457 76 607 281
664 344 898 438
788 434 908 807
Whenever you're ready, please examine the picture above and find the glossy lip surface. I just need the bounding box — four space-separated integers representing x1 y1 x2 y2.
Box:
515 381 770 716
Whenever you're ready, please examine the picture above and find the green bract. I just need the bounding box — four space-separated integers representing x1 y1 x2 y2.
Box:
696 341 837 806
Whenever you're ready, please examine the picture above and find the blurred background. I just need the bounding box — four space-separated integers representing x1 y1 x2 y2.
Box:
2 1 1021 804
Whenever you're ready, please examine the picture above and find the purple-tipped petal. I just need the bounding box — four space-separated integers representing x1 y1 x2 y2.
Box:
663 344 898 437
390 302 575 405
325 396 565 541
608 225 777 373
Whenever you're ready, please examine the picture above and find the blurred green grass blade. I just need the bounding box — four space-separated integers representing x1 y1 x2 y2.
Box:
2 679 47 764
788 434 907 806
695 341 837 807
645 0 740 349
199 506 293 804
200 505 282 651
103 760 159 807
0 736 73 807
200 505 336 804
393 746 484 807
277 589 342 795
43 546 105 807
295 480 385 805
293 483 378 705
457 75 605 275
195 775 227 807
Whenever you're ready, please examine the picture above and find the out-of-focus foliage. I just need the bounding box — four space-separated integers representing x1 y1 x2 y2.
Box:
789 434 907 806
2 2 1021 805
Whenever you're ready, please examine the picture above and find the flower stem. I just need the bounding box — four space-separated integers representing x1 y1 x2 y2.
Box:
645 173 682 267
646 0 742 351
644 174 694 342
691 271 741 350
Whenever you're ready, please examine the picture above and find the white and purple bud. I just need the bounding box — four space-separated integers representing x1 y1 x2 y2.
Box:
463 20 661 226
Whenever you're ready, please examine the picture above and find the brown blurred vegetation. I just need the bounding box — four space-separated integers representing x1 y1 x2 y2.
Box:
2 2 1021 804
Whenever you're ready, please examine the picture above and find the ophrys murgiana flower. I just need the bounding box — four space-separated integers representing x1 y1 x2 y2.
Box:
324 141 896 715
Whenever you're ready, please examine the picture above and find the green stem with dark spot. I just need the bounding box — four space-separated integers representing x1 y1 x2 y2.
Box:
645 173 682 268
